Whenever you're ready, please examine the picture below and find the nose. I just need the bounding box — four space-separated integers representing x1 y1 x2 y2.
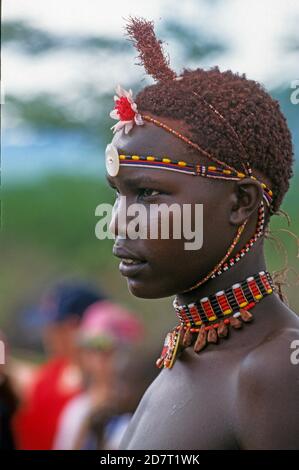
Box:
109 195 128 238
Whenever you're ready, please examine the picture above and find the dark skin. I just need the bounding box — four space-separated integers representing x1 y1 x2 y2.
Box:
106 116 299 450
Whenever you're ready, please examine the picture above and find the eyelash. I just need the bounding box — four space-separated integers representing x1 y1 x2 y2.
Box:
110 186 162 200
138 188 161 199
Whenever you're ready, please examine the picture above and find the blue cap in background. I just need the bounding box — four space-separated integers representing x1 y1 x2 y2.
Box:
23 281 106 329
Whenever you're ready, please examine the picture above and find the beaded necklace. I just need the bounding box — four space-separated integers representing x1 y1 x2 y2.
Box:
156 271 274 369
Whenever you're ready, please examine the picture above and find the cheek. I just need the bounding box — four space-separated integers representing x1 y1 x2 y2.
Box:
141 206 197 266
126 236 203 299
126 201 231 298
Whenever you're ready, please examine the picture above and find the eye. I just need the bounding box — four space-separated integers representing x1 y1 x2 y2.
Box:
138 188 161 199
108 184 120 199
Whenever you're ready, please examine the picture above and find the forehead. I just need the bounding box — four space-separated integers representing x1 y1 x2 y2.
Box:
107 163 193 188
107 123 200 187
111 119 204 165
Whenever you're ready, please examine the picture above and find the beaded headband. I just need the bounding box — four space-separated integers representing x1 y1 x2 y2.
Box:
105 145 273 208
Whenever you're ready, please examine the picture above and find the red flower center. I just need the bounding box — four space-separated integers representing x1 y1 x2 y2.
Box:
115 97 135 121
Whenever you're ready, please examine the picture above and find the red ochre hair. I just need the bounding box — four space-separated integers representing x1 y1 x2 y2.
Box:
125 17 294 214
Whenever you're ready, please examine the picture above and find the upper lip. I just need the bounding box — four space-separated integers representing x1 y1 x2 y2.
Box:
112 244 146 262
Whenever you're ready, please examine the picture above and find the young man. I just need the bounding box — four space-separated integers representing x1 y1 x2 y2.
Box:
105 18 299 449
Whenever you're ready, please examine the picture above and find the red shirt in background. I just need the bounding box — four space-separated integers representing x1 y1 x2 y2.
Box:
13 357 82 450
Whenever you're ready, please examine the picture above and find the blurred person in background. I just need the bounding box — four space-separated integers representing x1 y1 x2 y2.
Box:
53 300 147 450
107 350 159 450
13 281 104 450
0 331 18 450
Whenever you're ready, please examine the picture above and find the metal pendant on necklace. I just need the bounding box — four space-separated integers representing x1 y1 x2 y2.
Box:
156 326 184 370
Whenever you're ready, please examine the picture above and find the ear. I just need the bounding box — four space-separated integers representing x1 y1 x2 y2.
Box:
229 178 263 226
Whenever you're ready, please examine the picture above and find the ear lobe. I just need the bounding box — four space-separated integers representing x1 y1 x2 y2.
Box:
229 179 263 226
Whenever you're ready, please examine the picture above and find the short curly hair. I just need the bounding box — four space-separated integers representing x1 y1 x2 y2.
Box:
127 18 294 213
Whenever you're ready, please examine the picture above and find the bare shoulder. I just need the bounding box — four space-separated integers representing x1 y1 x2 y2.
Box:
239 301 299 381
233 316 299 449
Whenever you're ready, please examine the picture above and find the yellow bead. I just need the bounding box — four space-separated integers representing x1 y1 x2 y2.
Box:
209 316 217 321
239 301 248 307
162 158 171 163
132 155 139 160
223 169 231 174
119 155 126 160
208 166 216 171
255 294 262 300
237 172 245 178
178 161 187 167
267 288 273 294
269 190 273 196
223 309 232 315
146 156 155 161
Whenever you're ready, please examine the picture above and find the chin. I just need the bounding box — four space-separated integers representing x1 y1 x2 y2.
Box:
126 278 173 299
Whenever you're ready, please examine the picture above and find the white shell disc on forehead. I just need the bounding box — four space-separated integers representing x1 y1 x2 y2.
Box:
105 143 120 177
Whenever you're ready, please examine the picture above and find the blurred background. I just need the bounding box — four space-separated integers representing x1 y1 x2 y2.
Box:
0 0 298 449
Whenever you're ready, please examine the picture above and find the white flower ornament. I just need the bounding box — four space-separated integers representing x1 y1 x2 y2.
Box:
109 85 144 134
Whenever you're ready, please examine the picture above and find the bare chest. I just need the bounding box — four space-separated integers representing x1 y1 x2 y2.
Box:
121 352 239 450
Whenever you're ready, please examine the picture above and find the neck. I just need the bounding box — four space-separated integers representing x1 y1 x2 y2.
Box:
176 238 267 306
157 239 276 370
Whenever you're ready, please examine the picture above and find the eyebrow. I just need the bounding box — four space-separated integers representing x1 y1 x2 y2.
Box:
107 173 164 188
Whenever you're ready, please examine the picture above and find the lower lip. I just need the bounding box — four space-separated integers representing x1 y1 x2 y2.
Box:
119 260 147 277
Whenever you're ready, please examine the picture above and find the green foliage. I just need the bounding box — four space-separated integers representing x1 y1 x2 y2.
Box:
1 175 114 267
2 20 130 54
164 19 226 61
5 93 112 138
0 176 114 328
